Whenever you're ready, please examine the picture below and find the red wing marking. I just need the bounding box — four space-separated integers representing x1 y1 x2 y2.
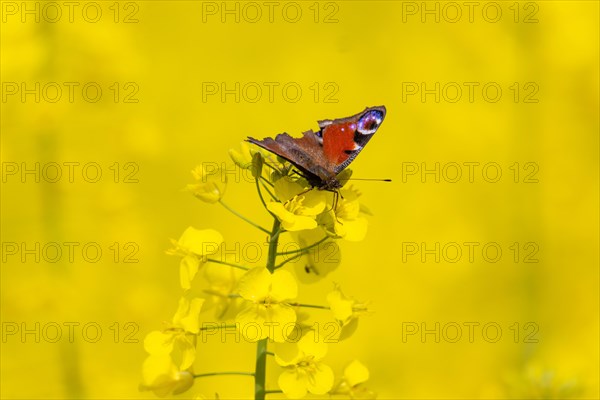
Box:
322 122 357 164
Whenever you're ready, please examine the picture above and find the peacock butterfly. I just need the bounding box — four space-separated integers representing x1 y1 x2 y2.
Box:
247 106 386 191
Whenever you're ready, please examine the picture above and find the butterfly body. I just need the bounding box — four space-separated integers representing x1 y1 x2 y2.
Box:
247 106 386 191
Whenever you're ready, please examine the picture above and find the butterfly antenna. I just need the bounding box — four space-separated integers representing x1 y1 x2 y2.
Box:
347 178 392 182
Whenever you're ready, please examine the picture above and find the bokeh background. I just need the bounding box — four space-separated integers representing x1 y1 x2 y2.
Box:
1 1 598 398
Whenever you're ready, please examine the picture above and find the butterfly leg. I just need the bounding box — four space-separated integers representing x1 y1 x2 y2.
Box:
332 190 338 211
323 190 343 225
333 191 344 225
323 190 336 213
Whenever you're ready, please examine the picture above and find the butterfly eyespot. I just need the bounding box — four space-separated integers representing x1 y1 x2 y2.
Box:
314 130 324 145
357 110 384 135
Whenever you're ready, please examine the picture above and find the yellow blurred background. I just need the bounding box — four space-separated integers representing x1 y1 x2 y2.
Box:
1 1 598 398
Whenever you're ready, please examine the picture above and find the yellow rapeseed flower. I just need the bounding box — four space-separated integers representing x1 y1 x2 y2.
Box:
275 334 335 398
140 354 194 397
290 229 341 284
200 261 245 320
144 297 204 370
331 360 376 399
228 141 255 170
235 267 298 343
267 177 326 232
320 187 368 242
326 285 369 340
167 227 224 290
186 164 227 203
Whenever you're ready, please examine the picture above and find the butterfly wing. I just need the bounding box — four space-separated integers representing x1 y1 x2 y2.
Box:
247 105 386 186
319 106 386 174
247 130 335 185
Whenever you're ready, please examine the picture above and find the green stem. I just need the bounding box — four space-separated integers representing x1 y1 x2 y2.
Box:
267 222 282 274
260 179 278 200
193 371 254 379
255 176 277 218
290 302 330 310
219 200 270 235
206 258 250 271
259 176 275 188
265 390 283 394
261 160 279 172
255 218 281 400
255 338 268 400
194 324 238 334
273 251 304 269
276 236 329 256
